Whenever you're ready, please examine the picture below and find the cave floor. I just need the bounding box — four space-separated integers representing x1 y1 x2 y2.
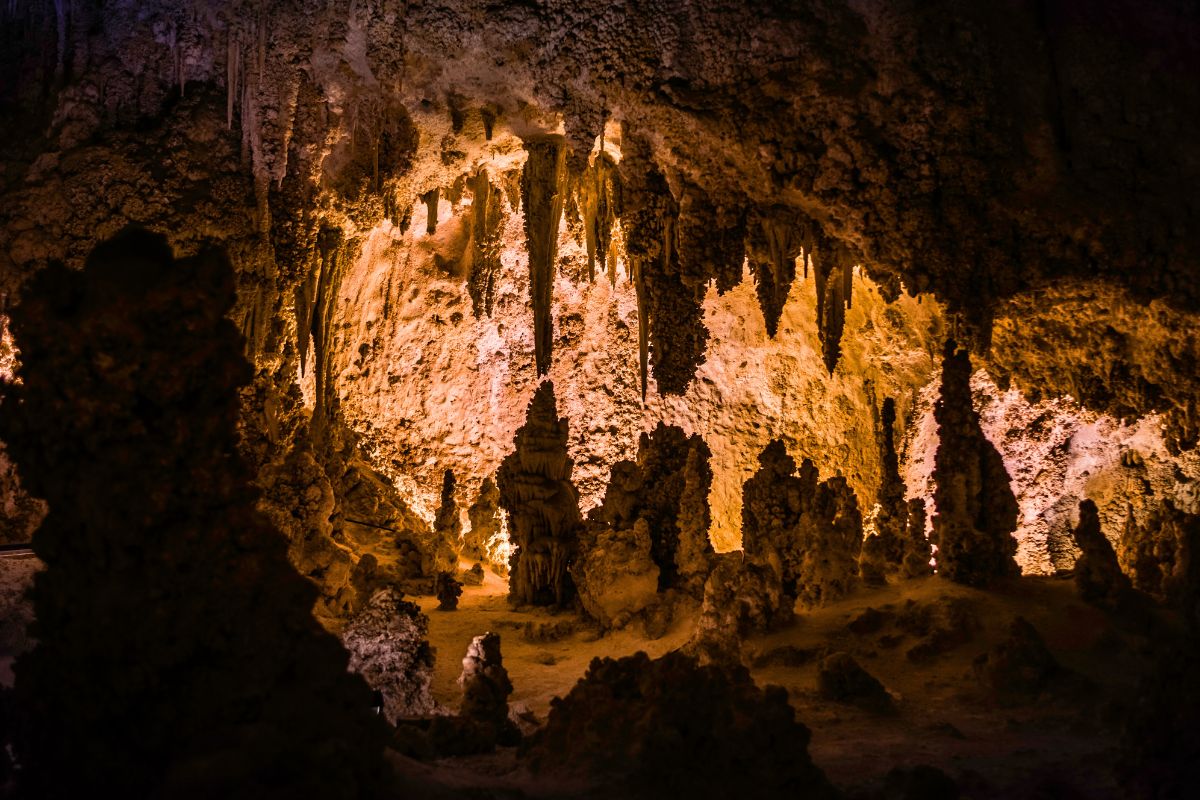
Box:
406 571 1148 798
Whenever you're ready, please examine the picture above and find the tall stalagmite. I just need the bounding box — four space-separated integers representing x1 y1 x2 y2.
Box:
0 230 388 798
1072 499 1133 610
520 137 568 376
932 340 1020 586
497 382 582 606
859 398 912 583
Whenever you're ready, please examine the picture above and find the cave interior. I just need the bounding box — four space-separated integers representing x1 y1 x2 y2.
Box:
1 1 1199 798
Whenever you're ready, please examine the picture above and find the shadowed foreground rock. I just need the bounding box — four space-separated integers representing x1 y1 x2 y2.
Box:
521 650 840 799
1072 499 1134 611
0 230 389 798
342 587 439 723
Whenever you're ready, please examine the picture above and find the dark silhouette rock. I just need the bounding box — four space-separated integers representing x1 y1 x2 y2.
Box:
973 617 1060 702
932 341 1020 586
0 230 388 798
817 652 896 714
1120 500 1200 626
1073 499 1134 610
435 570 463 610
458 632 517 746
521 650 840 799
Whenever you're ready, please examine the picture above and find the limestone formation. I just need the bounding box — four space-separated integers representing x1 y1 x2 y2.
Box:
572 518 660 628
693 553 789 658
466 169 505 317
433 468 462 561
342 587 439 722
0 231 388 798
591 423 715 594
932 341 1020 586
521 651 840 800
973 617 1062 702
520 137 568 376
464 475 502 566
1072 499 1134 610
497 382 582 606
458 632 516 740
1119 501 1200 625
742 440 863 612
746 208 804 338
901 499 934 579
435 571 463 611
579 151 623 284
860 398 911 584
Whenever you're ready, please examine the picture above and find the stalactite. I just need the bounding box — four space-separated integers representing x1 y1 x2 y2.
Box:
226 28 238 129
467 169 503 317
422 187 440 235
746 209 803 338
579 151 622 283
620 129 704 396
812 234 854 374
519 137 567 377
677 186 746 294
932 340 1020 586
497 382 582 606
634 259 649 401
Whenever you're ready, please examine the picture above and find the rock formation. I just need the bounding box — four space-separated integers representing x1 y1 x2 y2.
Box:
745 208 804 338
466 169 505 317
0 230 388 798
457 632 516 743
497 382 582 606
932 341 1020 586
1120 500 1200 625
521 650 840 800
742 440 864 613
589 423 715 595
520 137 568 376
1072 499 1134 610
464 475 502 566
579 151 623 283
433 468 462 558
342 587 439 723
973 617 1062 702
816 652 896 714
435 571 463 611
901 499 934 579
860 397 911 583
572 518 660 628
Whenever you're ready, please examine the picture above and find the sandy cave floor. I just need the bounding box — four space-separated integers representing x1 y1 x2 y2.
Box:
406 569 1154 798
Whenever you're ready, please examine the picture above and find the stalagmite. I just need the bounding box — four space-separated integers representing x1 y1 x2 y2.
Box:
434 469 462 560
464 476 501 564
901 499 934 578
497 382 582 606
519 137 568 376
458 632 516 741
1072 499 1133 610
932 340 1020 586
859 397 911 582
467 169 504 317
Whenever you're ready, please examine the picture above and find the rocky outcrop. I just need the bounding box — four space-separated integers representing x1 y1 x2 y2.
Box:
521 650 840 800
1072 499 1134 610
973 617 1062 703
342 587 439 723
497 382 582 606
0 231 388 797
434 571 462 611
932 341 1020 586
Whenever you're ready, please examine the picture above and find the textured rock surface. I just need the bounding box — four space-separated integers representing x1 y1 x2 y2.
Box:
1119 501 1200 624
457 632 514 735
0 231 387 798
342 587 439 722
932 342 1020 586
521 650 840 799
816 652 895 714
